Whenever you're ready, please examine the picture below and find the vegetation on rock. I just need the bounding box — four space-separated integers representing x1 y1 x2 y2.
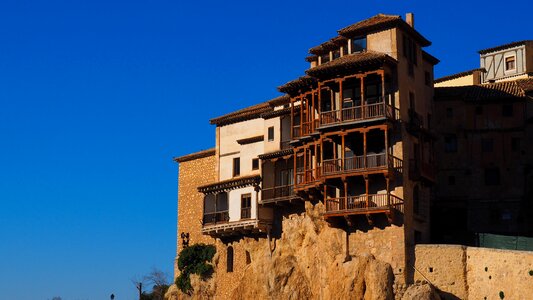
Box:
176 243 216 294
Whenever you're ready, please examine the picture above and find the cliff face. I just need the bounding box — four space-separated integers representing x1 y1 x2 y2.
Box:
171 202 402 299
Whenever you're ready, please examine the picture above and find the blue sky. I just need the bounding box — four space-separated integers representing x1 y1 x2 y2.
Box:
0 0 530 299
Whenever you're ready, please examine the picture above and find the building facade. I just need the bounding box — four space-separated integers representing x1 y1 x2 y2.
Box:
432 41 533 244
172 13 440 297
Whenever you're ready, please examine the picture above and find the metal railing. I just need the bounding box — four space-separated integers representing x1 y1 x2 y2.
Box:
203 211 229 225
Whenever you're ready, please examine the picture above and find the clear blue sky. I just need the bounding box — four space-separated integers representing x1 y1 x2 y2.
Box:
0 0 529 299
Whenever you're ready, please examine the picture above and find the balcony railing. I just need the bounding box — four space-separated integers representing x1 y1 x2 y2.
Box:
203 211 229 225
322 154 402 176
296 168 320 186
324 193 403 215
261 184 296 203
292 125 301 139
319 96 396 127
241 207 251 219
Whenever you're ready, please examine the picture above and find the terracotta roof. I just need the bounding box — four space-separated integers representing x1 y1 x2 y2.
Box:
198 175 261 194
337 14 431 47
435 79 532 102
236 135 264 145
258 148 294 160
434 68 486 83
261 106 292 119
306 51 397 78
478 40 533 55
278 75 318 94
422 50 440 65
305 55 318 62
309 36 348 55
267 94 290 107
174 148 216 163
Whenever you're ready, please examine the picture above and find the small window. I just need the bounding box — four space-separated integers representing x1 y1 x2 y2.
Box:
241 194 251 219
245 251 251 265
448 176 456 185
252 158 259 170
481 138 493 152
233 157 240 177
268 126 274 141
502 104 513 117
505 56 516 71
424 71 431 86
446 107 453 118
352 37 366 53
484 168 500 186
226 246 234 272
511 137 521 152
444 135 457 153
475 106 483 115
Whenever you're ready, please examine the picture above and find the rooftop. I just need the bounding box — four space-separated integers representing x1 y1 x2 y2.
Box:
435 78 533 102
478 40 533 54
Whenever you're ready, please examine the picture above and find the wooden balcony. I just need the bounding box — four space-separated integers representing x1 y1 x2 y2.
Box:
322 153 402 177
319 97 398 128
324 193 404 217
295 168 321 189
241 207 251 219
261 184 299 204
202 211 229 225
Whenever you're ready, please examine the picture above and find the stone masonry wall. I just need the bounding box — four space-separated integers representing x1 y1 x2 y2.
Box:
415 244 533 299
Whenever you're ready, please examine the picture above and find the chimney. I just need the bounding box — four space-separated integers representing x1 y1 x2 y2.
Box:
406 13 414 28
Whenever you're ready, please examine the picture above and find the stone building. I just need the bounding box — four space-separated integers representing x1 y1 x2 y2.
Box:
432 41 533 244
171 13 439 298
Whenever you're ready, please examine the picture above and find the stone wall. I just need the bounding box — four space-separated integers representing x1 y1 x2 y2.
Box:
415 244 533 299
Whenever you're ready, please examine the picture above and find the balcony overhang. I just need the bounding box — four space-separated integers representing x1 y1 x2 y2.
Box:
198 175 261 194
202 219 272 237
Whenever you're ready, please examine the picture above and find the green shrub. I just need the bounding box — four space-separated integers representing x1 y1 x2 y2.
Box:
175 243 216 294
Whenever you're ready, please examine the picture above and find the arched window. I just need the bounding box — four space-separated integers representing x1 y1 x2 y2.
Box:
227 246 234 272
413 186 420 215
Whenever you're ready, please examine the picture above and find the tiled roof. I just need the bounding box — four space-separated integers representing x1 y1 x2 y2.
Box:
478 40 533 54
210 95 289 126
198 175 261 194
309 36 348 55
278 75 318 94
258 148 294 160
337 14 431 47
422 50 440 65
435 79 533 102
306 51 396 78
174 148 216 163
434 68 486 83
261 106 292 119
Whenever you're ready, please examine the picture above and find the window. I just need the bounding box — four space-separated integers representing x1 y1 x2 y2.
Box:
448 176 456 185
511 137 521 152
481 138 493 152
475 106 483 115
233 157 240 177
409 92 416 110
424 71 431 86
333 49 341 59
268 126 274 141
351 37 366 53
252 158 259 170
241 194 251 219
484 167 500 186
444 135 458 153
502 104 513 117
403 34 417 76
505 56 516 71
446 107 453 118
226 246 234 272
245 251 251 265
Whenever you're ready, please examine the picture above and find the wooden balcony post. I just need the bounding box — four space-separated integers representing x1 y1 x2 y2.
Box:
290 98 294 139
384 126 389 164
360 76 365 118
293 152 297 186
380 70 385 101
324 184 328 210
365 176 369 209
339 79 343 121
318 83 322 125
314 142 318 179
386 177 391 208
344 179 348 210
363 130 367 169
341 133 345 171
311 91 315 132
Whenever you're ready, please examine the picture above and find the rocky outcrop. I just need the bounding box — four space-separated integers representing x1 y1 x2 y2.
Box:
401 283 441 300
171 202 397 299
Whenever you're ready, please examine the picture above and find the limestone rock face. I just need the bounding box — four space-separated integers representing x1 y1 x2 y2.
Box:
178 202 397 299
401 283 441 300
